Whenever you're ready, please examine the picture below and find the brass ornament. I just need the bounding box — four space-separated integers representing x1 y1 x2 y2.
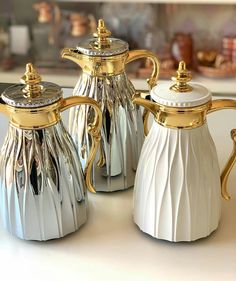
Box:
21 63 42 98
170 61 193 93
93 19 111 49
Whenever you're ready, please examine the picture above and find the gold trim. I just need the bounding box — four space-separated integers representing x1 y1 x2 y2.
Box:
208 99 236 113
93 19 111 49
126 50 160 89
60 96 102 193
97 141 106 167
61 48 128 76
143 108 150 136
170 61 193 93
156 103 210 129
134 97 236 131
132 93 210 130
221 129 236 200
21 63 42 98
207 99 236 200
6 101 62 129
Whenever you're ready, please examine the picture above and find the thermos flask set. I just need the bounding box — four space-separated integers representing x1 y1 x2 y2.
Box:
0 19 236 242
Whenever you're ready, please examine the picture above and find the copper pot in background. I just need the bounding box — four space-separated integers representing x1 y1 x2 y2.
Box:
171 33 193 67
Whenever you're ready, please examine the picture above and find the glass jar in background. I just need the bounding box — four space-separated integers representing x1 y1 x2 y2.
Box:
32 1 62 68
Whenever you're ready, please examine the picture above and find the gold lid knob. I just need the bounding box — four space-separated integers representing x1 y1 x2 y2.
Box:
170 61 193 93
21 63 42 98
93 19 111 49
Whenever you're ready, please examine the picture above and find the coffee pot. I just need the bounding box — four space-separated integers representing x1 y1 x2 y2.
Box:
132 61 236 242
61 19 160 192
0 63 102 240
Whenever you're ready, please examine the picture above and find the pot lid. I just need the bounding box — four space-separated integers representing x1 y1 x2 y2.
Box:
2 63 62 108
76 19 129 56
151 61 211 107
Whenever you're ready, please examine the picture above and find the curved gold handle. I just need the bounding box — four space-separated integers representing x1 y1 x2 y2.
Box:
143 109 150 136
132 91 159 135
208 99 236 114
132 91 159 136
126 50 160 90
221 129 236 200
60 96 102 193
126 50 160 136
208 99 236 200
133 90 151 136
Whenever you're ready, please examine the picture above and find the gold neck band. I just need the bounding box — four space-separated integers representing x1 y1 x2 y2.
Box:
155 102 211 129
5 101 62 130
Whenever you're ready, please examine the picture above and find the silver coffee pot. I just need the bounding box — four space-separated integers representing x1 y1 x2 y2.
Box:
61 19 160 192
0 63 102 240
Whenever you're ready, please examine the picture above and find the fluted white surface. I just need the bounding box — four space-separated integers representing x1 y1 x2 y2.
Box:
134 122 221 242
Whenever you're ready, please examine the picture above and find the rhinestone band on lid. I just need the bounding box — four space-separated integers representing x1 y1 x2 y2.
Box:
2 82 62 108
77 38 129 57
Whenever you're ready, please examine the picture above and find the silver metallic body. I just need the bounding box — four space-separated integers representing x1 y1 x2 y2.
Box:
69 72 144 192
0 121 87 241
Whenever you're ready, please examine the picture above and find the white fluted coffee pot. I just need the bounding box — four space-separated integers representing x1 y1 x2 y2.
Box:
133 61 236 242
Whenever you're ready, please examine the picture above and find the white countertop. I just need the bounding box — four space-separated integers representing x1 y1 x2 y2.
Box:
0 88 236 281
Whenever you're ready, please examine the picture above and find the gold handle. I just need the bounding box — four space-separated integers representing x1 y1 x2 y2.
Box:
221 129 236 200
126 50 160 136
208 99 236 200
132 91 159 136
133 90 151 136
208 99 236 113
60 96 102 193
143 109 150 136
126 50 160 89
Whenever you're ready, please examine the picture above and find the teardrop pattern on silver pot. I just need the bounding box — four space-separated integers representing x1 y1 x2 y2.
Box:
69 73 144 192
0 121 87 241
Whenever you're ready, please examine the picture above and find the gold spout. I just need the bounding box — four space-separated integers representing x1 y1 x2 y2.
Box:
61 48 84 68
132 92 159 118
21 63 42 98
93 19 111 49
170 61 193 92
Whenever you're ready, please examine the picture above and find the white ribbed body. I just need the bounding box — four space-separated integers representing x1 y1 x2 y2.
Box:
134 122 221 242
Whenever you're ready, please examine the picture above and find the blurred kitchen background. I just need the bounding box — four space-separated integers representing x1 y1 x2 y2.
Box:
0 0 236 88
